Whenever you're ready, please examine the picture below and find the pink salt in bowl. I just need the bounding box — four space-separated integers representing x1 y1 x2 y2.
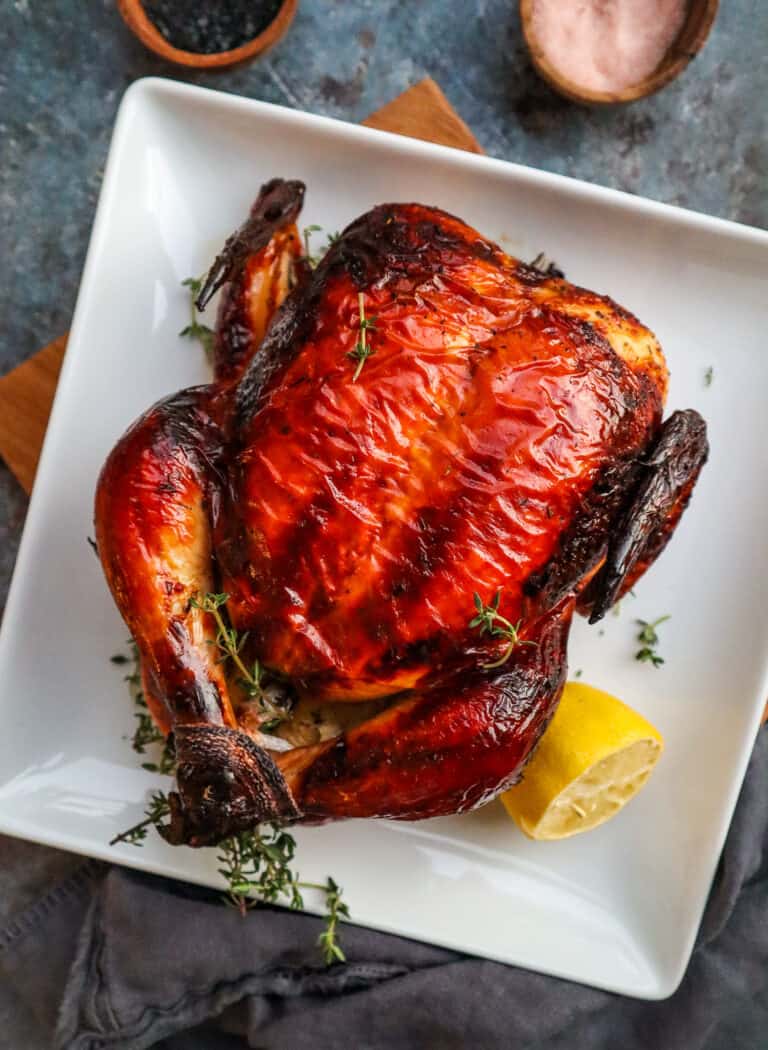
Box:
519 0 720 105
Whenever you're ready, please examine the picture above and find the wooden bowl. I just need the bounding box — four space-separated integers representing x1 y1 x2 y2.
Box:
117 0 298 70
519 0 719 105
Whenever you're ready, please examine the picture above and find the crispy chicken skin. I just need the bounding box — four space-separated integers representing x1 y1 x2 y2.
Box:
95 179 708 846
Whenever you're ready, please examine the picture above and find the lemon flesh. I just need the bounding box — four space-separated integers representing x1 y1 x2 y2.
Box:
501 681 664 840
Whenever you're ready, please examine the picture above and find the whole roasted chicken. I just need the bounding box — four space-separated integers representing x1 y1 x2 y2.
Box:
96 179 708 846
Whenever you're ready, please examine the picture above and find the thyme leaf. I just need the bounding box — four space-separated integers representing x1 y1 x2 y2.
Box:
469 590 536 668
347 292 377 381
190 592 289 728
115 640 175 772
303 225 340 269
216 823 303 916
180 276 215 359
317 877 350 964
109 790 171 847
215 831 348 961
635 615 670 668
302 224 323 268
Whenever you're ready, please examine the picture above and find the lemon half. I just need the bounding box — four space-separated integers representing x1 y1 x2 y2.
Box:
501 681 664 840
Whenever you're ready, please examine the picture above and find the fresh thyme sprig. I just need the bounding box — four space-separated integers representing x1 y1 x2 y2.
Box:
347 292 377 381
217 823 303 916
635 615 670 668
110 772 350 958
133 700 164 753
216 831 348 961
303 225 341 269
317 877 350 964
469 590 536 669
109 609 349 962
110 787 350 960
109 790 172 847
703 366 714 388
113 641 175 773
190 592 288 729
180 276 215 359
302 224 323 268
190 592 258 688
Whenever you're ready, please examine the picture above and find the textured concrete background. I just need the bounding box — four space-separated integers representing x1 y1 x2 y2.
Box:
1 0 766 611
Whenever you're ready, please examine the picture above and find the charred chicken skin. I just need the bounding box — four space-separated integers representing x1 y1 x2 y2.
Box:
95 179 708 846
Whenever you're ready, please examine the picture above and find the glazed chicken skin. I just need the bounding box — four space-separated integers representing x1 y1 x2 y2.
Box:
95 179 708 846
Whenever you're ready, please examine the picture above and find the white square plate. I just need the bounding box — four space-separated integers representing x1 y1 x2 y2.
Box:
1 78 767 1000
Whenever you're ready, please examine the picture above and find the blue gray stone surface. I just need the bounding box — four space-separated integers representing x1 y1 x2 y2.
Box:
0 0 765 943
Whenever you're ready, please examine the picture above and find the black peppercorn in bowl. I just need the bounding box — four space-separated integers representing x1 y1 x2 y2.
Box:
118 0 297 69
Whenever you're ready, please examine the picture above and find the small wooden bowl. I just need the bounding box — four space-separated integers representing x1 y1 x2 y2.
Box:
117 0 298 70
519 0 719 105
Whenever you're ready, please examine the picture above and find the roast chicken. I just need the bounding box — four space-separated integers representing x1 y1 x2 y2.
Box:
95 179 708 846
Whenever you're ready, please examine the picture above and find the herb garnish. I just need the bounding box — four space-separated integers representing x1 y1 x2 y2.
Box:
469 590 536 669
113 640 176 773
190 592 289 729
217 823 303 914
180 276 215 359
111 789 349 962
703 366 714 388
302 224 323 268
110 790 172 847
635 615 670 668
303 225 341 269
347 292 377 381
216 830 349 962
109 613 348 962
318 877 350 964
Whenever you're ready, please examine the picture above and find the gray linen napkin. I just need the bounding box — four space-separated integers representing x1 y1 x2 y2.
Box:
1 731 765 1050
